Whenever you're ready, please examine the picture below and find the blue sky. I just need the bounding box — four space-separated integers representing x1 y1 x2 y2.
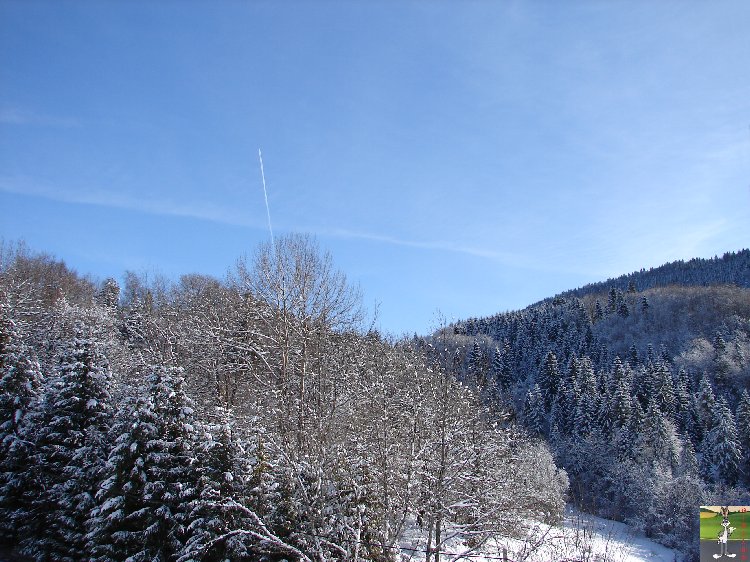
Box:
1 1 749 336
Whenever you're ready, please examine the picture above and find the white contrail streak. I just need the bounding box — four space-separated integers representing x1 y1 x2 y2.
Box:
258 148 275 248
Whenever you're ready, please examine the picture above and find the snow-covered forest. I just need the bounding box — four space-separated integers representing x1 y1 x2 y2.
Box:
447 250 750 560
0 236 567 562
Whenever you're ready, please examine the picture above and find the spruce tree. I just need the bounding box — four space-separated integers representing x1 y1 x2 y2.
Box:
87 394 161 561
652 362 675 419
736 389 750 482
181 419 258 561
695 373 718 438
573 361 598 437
0 305 42 543
88 365 198 561
704 398 742 486
492 341 513 392
491 346 508 392
617 299 630 318
610 376 632 430
550 380 575 436
537 351 560 410
593 300 604 322
523 384 546 436
673 371 692 432
21 321 112 560
643 400 676 472
142 366 199 560
627 345 640 367
467 340 485 386
624 401 647 459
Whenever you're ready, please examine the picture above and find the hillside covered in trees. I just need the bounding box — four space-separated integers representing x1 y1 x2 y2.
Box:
445 249 750 558
2 240 748 561
0 237 566 562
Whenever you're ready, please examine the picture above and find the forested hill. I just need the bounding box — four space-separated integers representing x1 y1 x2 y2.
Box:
0 237 567 562
554 249 750 302
440 249 750 560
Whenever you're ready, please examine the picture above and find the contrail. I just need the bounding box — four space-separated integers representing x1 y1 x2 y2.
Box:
258 148 275 248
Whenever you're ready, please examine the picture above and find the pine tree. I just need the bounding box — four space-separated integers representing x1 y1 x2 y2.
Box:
523 384 546 436
643 399 676 471
573 360 598 437
635 364 655 407
704 398 742 486
21 321 112 560
624 401 647 459
97 277 121 310
181 419 256 561
695 373 718 438
736 389 750 482
673 370 692 432
0 304 42 543
627 345 640 367
467 340 488 392
610 376 632 430
607 287 618 313
593 300 604 322
712 332 730 387
491 346 508 392
141 366 199 560
494 342 513 391
87 394 161 561
617 299 630 318
678 439 700 477
88 365 198 561
537 351 560 410
652 363 675 419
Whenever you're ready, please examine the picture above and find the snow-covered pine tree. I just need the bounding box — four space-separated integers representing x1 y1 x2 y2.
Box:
140 366 199 560
497 342 513 391
609 375 633 430
180 416 259 561
623 400 646 460
523 384 546 436
643 399 677 472
678 439 700 477
537 351 560 410
20 320 112 561
673 369 692 433
466 339 485 386
0 302 42 543
634 364 655 408
491 346 506 390
86 393 160 561
572 359 598 437
703 397 742 486
736 389 750 483
652 362 675 419
97 277 121 310
91 364 202 561
593 300 604 322
549 379 574 436
617 298 629 318
693 373 718 443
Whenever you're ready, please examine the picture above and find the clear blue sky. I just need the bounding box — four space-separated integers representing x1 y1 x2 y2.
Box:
1 1 749 336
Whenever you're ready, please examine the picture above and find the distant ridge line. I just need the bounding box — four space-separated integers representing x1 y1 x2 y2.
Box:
546 248 750 304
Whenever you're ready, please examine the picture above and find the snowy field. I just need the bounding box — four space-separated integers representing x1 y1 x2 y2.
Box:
399 505 679 562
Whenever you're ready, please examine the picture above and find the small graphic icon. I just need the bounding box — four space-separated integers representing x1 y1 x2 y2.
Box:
701 506 749 562
715 506 738 559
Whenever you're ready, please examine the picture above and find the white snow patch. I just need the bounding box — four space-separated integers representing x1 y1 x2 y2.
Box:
398 506 679 562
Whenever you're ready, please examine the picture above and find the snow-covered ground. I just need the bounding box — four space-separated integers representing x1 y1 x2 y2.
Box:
399 505 679 562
